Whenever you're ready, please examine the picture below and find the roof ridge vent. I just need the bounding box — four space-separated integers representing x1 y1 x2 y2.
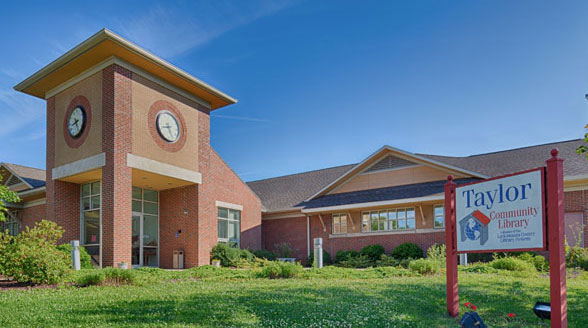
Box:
6 175 22 186
364 155 417 173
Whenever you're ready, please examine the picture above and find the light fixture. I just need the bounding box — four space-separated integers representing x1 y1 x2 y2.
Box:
460 312 486 328
533 302 551 320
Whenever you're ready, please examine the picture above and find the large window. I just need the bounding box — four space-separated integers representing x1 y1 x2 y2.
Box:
218 207 240 246
362 208 415 233
132 187 159 267
332 213 348 234
434 205 445 228
2 211 19 236
81 181 100 266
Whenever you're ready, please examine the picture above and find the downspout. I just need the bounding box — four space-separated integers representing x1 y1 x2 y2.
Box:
307 215 311 257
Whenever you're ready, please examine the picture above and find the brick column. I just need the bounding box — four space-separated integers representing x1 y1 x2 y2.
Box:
46 96 80 243
101 64 133 267
196 106 213 266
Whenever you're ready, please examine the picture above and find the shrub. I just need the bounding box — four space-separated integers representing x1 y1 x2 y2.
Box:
211 243 254 267
391 243 423 260
567 246 588 271
306 249 332 267
76 271 105 286
491 257 536 272
338 254 374 268
426 244 446 263
467 252 494 263
462 263 498 274
1 220 70 285
259 261 303 279
274 242 294 258
335 250 359 263
376 254 399 267
517 252 549 272
360 244 386 261
408 259 440 275
253 249 277 261
56 244 94 269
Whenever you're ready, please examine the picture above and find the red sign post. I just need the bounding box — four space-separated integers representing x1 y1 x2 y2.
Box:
444 149 567 327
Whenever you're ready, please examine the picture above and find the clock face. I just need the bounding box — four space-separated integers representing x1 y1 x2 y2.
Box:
156 111 180 143
68 106 86 138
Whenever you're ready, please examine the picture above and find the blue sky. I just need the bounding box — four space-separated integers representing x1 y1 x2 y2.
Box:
1 1 587 181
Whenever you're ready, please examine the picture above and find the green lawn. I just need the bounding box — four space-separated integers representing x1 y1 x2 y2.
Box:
0 267 586 327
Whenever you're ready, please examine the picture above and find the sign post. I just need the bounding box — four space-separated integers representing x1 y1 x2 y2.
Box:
547 149 567 328
444 149 567 327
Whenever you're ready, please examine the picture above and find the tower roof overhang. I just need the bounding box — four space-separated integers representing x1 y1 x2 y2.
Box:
14 28 236 110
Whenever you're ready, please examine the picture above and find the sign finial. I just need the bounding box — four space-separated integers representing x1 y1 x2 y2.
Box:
551 148 559 158
447 175 453 181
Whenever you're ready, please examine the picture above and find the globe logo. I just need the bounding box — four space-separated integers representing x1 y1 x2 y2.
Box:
464 218 481 241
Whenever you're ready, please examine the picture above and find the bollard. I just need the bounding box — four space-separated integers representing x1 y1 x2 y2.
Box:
71 240 81 271
313 238 323 269
459 253 468 266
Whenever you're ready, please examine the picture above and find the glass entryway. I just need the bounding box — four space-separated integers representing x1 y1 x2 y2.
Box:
132 187 159 267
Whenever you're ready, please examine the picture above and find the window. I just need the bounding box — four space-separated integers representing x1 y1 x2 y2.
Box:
2 211 19 236
434 205 445 228
81 181 101 266
361 207 416 232
218 207 241 246
332 213 348 234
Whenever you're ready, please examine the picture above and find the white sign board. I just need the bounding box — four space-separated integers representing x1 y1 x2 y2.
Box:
455 169 545 253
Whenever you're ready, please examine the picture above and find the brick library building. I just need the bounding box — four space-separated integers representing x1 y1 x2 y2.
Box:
2 29 587 268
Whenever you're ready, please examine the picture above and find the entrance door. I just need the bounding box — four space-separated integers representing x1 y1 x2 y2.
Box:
131 212 159 267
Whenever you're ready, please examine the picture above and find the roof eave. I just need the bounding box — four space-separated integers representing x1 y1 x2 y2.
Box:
14 28 237 108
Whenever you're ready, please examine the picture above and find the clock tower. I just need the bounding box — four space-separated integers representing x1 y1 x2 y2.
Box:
14 29 262 268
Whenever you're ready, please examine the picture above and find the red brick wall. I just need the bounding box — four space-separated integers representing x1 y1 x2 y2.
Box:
564 190 588 247
20 204 46 230
46 96 81 243
159 185 199 268
194 106 262 266
262 216 308 261
101 64 133 267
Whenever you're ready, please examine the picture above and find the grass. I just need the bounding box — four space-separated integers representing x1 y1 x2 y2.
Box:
0 266 587 327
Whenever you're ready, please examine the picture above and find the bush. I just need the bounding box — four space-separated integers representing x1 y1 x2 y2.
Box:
0 220 70 285
360 244 386 261
376 254 399 267
335 250 359 263
462 263 498 274
76 268 137 286
391 243 423 260
491 257 536 272
408 259 440 275
56 244 94 269
426 244 446 263
467 252 494 263
259 261 303 279
274 242 294 258
211 243 254 267
253 249 277 261
338 254 374 268
517 252 549 272
567 246 588 271
306 249 332 267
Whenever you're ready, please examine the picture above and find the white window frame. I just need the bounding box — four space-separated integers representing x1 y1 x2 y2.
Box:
218 207 241 246
2 210 19 236
132 187 160 268
332 213 348 234
361 207 416 233
80 181 102 268
434 205 445 229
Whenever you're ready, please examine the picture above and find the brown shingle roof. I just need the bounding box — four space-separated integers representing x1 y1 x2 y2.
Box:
247 164 356 213
2 163 46 183
417 139 587 178
248 139 588 212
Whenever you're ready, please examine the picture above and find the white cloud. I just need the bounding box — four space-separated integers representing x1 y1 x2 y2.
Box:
116 0 296 58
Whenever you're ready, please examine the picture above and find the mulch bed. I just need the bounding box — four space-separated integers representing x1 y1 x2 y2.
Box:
0 275 69 291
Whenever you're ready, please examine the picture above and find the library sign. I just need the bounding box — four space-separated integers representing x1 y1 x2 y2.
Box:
443 150 567 328
455 168 545 253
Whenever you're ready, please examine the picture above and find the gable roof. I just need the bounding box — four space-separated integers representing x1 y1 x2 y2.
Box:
305 145 489 201
1 163 46 189
248 139 588 212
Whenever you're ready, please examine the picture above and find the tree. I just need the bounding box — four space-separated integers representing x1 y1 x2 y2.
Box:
0 174 20 222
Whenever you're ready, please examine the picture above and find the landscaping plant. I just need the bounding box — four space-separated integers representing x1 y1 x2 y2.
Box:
305 249 332 267
390 242 423 260
334 250 359 263
259 261 302 279
57 243 94 269
360 244 385 261
408 258 441 275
